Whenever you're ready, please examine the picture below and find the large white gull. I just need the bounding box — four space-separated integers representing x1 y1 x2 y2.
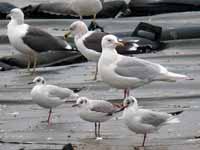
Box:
72 97 123 140
65 20 139 80
122 96 183 147
98 34 193 98
7 8 72 73
29 76 78 127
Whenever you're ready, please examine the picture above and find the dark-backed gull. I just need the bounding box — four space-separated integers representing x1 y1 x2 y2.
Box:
7 8 72 73
65 20 139 80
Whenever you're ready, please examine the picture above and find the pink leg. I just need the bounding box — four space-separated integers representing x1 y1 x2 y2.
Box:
142 133 147 147
47 109 52 127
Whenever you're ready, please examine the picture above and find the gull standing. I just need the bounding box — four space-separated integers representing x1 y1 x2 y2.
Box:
98 34 193 98
72 97 122 140
65 21 139 80
29 76 78 126
7 8 72 73
122 96 183 147
70 0 103 31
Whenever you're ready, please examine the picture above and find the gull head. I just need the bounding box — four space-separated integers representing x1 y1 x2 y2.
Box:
123 96 138 108
28 76 46 85
7 8 24 24
102 34 124 50
65 21 88 38
72 97 88 107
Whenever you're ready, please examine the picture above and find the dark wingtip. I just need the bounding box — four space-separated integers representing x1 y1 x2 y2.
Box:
169 110 184 116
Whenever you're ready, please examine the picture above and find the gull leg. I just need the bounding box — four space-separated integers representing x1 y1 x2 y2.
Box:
93 14 96 27
142 133 147 147
95 122 98 138
98 122 101 137
47 109 52 127
27 55 31 72
127 89 130 97
124 89 127 99
80 15 83 20
93 62 98 80
32 54 38 73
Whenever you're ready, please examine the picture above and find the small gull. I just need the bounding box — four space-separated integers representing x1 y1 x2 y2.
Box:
122 96 183 147
29 76 78 126
65 21 139 80
7 8 72 73
98 34 193 98
72 97 123 140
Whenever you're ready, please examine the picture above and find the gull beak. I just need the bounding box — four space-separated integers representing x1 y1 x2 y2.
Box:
115 41 124 47
6 14 11 19
28 81 34 85
72 103 79 107
64 30 71 40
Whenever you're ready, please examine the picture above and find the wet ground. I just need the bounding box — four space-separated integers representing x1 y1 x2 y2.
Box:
1 9 200 150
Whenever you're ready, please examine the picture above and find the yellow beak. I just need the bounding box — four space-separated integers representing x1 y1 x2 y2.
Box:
64 31 71 40
115 41 124 47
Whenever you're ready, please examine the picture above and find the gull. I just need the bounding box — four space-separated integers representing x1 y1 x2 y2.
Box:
65 21 139 80
122 96 183 147
70 0 104 31
7 8 72 73
72 97 123 140
98 34 193 98
29 76 79 126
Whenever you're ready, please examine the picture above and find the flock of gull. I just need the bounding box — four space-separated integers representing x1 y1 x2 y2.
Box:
5 0 193 147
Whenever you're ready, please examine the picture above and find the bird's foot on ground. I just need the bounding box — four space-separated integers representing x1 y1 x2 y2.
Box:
88 21 104 32
96 136 103 140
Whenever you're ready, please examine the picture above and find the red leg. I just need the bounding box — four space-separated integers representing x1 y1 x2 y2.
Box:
47 109 52 127
142 133 147 147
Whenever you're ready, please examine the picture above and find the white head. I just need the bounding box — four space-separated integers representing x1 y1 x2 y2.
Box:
123 96 138 109
7 8 24 25
101 34 124 50
29 76 46 85
67 21 88 37
72 97 89 108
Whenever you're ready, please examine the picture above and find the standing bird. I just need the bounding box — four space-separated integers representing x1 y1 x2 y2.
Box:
72 97 122 140
65 21 139 80
122 96 183 147
70 0 104 31
7 8 72 73
29 76 78 126
98 34 193 98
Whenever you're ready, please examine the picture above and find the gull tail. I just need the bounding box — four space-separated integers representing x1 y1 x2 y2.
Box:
167 117 180 124
169 110 184 116
166 110 183 124
163 71 194 82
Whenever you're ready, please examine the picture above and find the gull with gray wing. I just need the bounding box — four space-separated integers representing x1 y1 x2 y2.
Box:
65 21 139 80
122 96 183 147
98 34 193 98
29 76 78 126
7 8 72 73
72 97 122 140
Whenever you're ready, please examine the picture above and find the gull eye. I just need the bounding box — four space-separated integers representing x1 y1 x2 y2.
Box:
127 100 130 105
108 39 112 42
80 100 84 104
37 79 41 82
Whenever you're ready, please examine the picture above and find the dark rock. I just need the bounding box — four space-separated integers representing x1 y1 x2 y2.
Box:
97 1 128 18
128 0 200 17
0 2 16 19
62 143 74 150
0 51 87 71
22 2 76 19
